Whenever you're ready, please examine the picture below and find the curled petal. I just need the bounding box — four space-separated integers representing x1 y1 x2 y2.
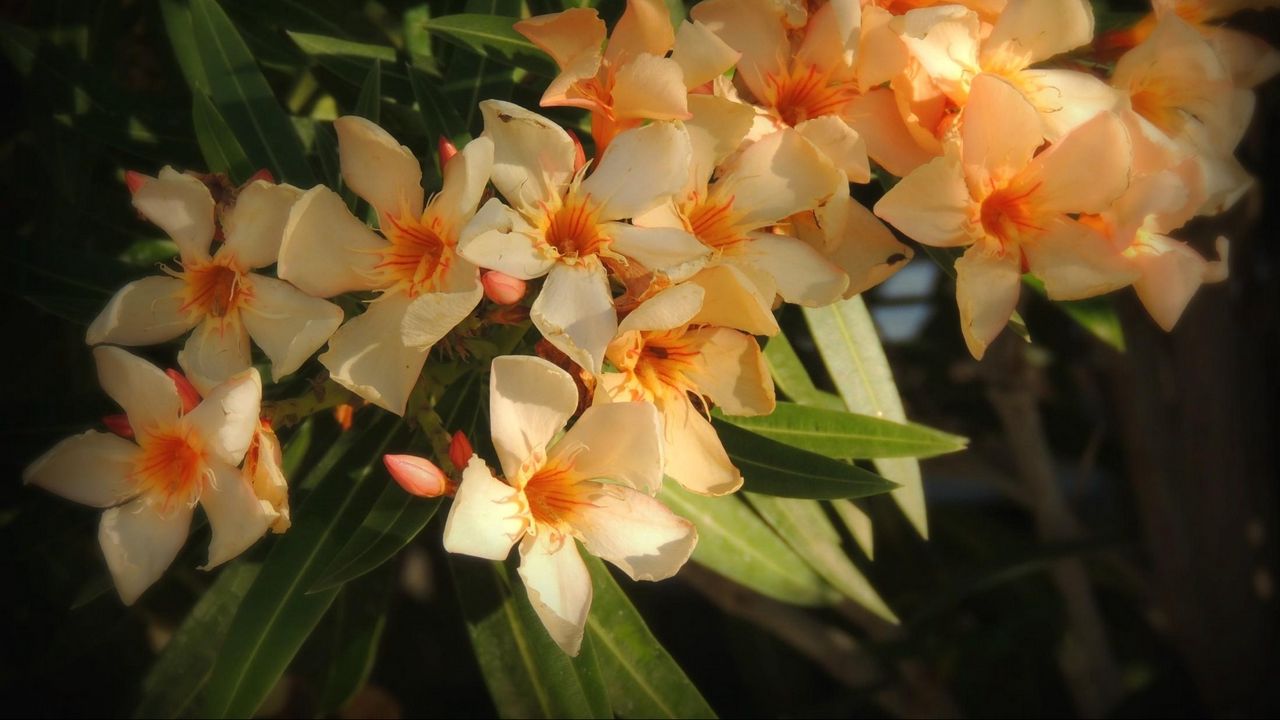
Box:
481 100 577 214
178 316 252 394
530 261 617 374
443 456 528 561
23 430 139 508
517 531 592 656
278 186 385 297
954 245 1022 360
200 458 273 569
489 355 580 483
132 167 216 263
94 345 183 435
86 276 195 347
183 367 262 467
335 115 424 220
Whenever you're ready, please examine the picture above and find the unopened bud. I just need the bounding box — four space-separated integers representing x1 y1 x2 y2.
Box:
246 168 276 185
103 414 134 439
124 170 148 194
438 136 459 168
449 431 474 471
482 271 527 305
334 403 354 431
565 129 586 172
384 454 449 498
165 369 202 413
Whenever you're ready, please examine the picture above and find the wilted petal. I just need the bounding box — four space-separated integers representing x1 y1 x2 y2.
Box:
220 181 304 270
481 100 577 214
133 167 215 263
320 291 425 416
335 115 424 220
1025 220 1138 300
517 531 592 656
581 122 691 221
183 368 261 467
530 261 617 374
549 401 664 494
954 245 1022 359
740 232 848 307
240 274 343 382
459 198 556 280
86 276 195 347
94 345 182 435
489 355 580 482
444 457 529 561
278 186 384 297
178 316 251 394
24 431 139 508
662 398 741 495
683 327 775 416
572 482 696 581
671 19 739 89
199 458 273 569
99 495 193 604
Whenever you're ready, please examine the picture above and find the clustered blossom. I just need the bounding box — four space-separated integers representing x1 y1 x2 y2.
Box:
23 0 1272 654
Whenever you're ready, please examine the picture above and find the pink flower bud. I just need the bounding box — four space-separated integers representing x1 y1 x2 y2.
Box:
124 170 148 194
384 454 449 498
482 271 527 305
246 168 275 185
102 414 134 439
165 369 202 414
449 431 474 471
438 136 459 168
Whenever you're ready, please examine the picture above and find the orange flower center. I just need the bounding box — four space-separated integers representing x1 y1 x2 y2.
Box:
762 62 857 127
181 259 248 319
376 211 452 297
980 183 1043 248
686 195 745 252
541 193 609 262
608 327 705 406
133 428 206 509
524 455 591 530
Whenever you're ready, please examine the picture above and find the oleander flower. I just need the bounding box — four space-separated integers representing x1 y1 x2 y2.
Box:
87 169 343 393
279 117 492 415
24 347 272 603
442 355 696 655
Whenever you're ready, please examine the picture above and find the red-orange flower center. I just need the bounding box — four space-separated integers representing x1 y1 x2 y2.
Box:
609 327 705 406
524 456 590 529
133 428 206 509
377 211 452 297
686 196 744 252
542 194 609 261
980 183 1043 248
182 259 248 319
763 62 858 127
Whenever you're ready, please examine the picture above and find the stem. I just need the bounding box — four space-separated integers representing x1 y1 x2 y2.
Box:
262 378 355 429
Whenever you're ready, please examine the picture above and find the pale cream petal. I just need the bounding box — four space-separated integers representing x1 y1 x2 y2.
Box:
687 264 779 336
530 261 617 374
548 401 665 494
691 0 787 101
1019 110 1131 216
570 482 696 581
610 53 690 121
856 6 909 89
458 198 556 280
581 122 691 221
429 136 495 233
199 458 273 569
604 222 708 279
1018 69 1120 142
219 181 304 270
715 129 842 230
481 100 577 214
794 116 870 184
99 495 193 604
662 398 742 496
962 73 1044 190
740 232 849 306
489 355 581 483
86 276 196 347
807 192 913 297
400 270 484 349
843 89 934 178
1025 220 1138 300
183 367 262 467
617 283 705 334
897 5 982 100
443 456 528 561
133 167 215 263
514 7 606 71
985 0 1093 66
1203 25 1280 89
246 424 290 533
685 94 757 190
178 316 252 394
518 531 592 656
320 291 426 416
796 2 854 76
239 274 344 381
954 245 1022 360
683 327 775 416
873 153 975 248
671 20 740 89
1129 233 1217 331
335 115 424 220
606 0 675 63
93 345 182 434
23 430 140 508
278 186 384 298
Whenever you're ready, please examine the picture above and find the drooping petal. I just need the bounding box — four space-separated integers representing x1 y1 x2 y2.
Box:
444 456 530 561
246 423 290 532
320 291 426 416
489 355 581 483
682 327 775 416
23 431 140 508
715 129 842 230
335 115 424 220
85 276 196 347
481 100 577 215
610 53 690 121
962 73 1044 192
1024 220 1138 300
684 94 757 191
686 264 779 336
617 283 705 334
662 398 741 496
740 232 849 306
178 316 251 394
133 167 215 263
400 267 484 348
199 458 273 569
606 0 676 64
873 152 975 248
806 192 913 297
239 274 344 381
99 495 193 604
581 122 691 221
278 186 385 297
529 261 617 374
691 0 788 102
671 19 740 89
219 181 304 270
517 531 592 656
794 116 870 184
571 482 696 581
1129 233 1219 331
1018 110 1131 216
548 401 664 494
183 367 262 467
984 0 1093 66
94 345 182 435
429 136 495 233
458 198 556 280
1203 25 1280 89
954 245 1022 359
515 7 606 73
604 222 708 279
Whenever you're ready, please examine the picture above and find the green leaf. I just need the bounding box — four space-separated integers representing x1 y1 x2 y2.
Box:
424 14 557 79
803 298 929 537
744 494 897 622
720 402 966 460
287 31 396 88
450 556 606 719
444 0 522 132
313 566 394 715
352 59 381 122
408 64 469 147
134 561 262 719
658 484 835 607
159 0 209 93
192 92 254 181
199 413 403 718
188 0 315 185
761 332 845 411
583 557 716 719
1024 275 1126 351
713 419 898 500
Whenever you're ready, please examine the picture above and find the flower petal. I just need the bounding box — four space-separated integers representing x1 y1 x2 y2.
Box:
240 274 344 381
549 401 664 494
984 0 1093 66
1017 69 1120 141
581 121 691 221
794 116 870 184
183 367 262 467
610 54 690 121
805 192 913 297
682 327 775 416
220 180 304 270
954 245 1022 359
24 430 140 508
490 354 580 482
481 100 577 214
178 316 252 394
691 0 787 101
94 345 182 434
686 264 779 336
458 198 556 280
278 186 385 297
400 268 484 348
430 136 495 233
604 222 708 279
517 531 592 656
444 456 529 561
1129 233 1220 331
1018 110 1131 216
514 7 605 72
1025 220 1138 300
844 88 934 178
571 482 696 581
606 0 675 64
962 73 1044 191
662 398 741 495
740 232 849 306
897 5 981 100
335 115 424 220
617 282 705 334
873 152 974 248
86 276 196 347
99 495 193 604
320 291 426 416
671 19 739 89
714 128 841 230
685 94 756 190
200 458 273 569
133 167 215 263
530 261 617 374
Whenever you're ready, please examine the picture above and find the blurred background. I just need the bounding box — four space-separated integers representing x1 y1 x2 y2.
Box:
1 0 1276 717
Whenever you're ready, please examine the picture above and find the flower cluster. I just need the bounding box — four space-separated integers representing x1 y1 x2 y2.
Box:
23 0 1272 654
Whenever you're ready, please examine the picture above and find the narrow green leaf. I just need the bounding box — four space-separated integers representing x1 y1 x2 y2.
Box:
761 332 845 411
713 419 898 500
720 402 966 460
159 0 208 93
444 0 522 132
314 566 394 715
803 298 929 537
1024 274 1126 351
408 64 468 146
188 0 315 185
450 556 603 719
584 557 716 719
192 92 254 181
917 244 1032 342
830 499 874 560
288 30 395 84
352 59 381 122
745 494 897 622
658 484 835 607
424 14 557 79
